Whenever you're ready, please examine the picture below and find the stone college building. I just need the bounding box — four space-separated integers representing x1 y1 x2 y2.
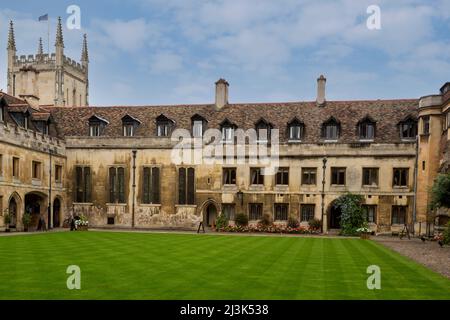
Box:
1 19 449 234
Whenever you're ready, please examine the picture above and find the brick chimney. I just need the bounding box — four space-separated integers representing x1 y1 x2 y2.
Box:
316 75 326 106
215 78 229 109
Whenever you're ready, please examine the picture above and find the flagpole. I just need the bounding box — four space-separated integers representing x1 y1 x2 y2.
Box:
47 17 50 55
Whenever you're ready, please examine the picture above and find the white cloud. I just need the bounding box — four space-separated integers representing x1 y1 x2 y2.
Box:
149 51 183 74
92 18 162 52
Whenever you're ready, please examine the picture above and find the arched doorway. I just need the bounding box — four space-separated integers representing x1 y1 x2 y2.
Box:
25 192 47 231
53 198 61 228
205 203 218 227
329 203 342 229
8 197 18 228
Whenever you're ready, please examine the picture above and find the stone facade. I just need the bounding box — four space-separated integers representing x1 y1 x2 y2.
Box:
1 22 449 235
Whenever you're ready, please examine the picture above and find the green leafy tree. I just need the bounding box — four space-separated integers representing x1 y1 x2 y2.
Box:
334 193 366 236
430 174 450 210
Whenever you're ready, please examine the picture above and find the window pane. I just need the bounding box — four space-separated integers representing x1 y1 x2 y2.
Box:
193 121 203 137
187 168 195 205
275 204 288 221
143 167 150 204
178 168 186 205
109 167 116 203
118 167 125 203
301 205 315 222
152 167 160 204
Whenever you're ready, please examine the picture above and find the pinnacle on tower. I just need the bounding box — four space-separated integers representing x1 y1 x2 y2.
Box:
7 20 16 51
81 34 89 62
55 16 64 47
37 37 44 56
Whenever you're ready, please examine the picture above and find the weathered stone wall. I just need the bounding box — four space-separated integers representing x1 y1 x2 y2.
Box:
63 137 416 232
0 122 66 230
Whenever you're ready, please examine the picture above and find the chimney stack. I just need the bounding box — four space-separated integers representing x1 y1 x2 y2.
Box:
215 78 229 109
316 75 326 106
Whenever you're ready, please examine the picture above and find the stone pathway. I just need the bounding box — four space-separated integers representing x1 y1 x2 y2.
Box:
374 236 450 279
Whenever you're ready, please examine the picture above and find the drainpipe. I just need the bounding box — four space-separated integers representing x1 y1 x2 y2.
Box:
48 147 53 230
321 157 327 233
412 135 419 235
131 150 137 228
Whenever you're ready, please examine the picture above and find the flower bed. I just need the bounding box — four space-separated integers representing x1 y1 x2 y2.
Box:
218 223 320 235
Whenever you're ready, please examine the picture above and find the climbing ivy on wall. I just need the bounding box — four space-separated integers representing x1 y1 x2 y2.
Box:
334 193 366 236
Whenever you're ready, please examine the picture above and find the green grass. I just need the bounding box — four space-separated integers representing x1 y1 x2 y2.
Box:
0 231 449 300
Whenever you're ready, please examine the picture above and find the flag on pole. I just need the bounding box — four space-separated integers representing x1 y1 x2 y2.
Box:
38 14 48 22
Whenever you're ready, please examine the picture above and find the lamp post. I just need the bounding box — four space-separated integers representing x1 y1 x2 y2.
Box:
321 157 327 233
131 150 137 228
47 147 54 230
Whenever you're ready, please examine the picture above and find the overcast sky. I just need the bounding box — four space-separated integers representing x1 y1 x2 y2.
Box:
0 0 449 106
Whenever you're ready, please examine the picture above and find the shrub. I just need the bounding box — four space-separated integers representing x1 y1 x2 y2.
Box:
287 216 300 228
430 174 450 210
3 213 11 227
308 218 322 231
22 213 32 230
234 213 249 226
259 213 272 227
443 222 450 245
215 214 229 230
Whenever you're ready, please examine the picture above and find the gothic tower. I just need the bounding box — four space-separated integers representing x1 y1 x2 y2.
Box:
6 17 89 107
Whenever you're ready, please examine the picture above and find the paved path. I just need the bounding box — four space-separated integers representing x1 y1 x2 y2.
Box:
374 236 450 279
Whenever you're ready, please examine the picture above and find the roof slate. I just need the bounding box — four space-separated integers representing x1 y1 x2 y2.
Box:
48 99 419 143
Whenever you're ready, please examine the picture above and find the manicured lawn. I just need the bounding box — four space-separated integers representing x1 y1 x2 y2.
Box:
0 231 449 300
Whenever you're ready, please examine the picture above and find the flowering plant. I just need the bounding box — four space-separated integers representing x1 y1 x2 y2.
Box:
433 233 443 241
218 224 320 235
356 227 371 233
75 215 89 226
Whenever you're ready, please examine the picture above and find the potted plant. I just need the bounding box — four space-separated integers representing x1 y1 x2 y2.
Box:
75 215 89 231
22 212 31 232
357 226 371 239
4 213 11 233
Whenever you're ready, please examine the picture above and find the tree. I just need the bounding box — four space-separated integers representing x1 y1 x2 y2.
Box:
334 193 366 236
430 174 450 210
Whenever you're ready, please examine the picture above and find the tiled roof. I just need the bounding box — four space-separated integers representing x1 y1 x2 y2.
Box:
0 92 28 105
48 99 419 143
0 93 58 136
31 112 51 121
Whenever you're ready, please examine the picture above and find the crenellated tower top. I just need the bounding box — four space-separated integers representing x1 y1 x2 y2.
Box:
6 17 89 107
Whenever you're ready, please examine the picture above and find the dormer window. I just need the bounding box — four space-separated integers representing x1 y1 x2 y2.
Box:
322 117 340 141
0 105 4 123
156 114 174 137
88 115 109 137
399 116 417 140
255 118 272 142
288 118 304 141
34 121 49 135
10 111 29 129
191 114 207 138
220 119 237 143
358 117 376 141
122 115 141 137
32 113 51 135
